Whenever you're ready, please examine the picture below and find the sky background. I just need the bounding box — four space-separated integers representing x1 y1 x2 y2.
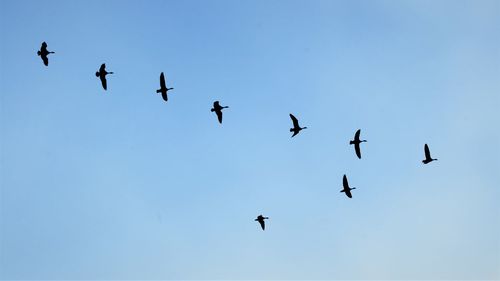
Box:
1 0 499 279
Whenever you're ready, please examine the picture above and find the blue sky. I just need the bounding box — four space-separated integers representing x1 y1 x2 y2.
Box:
1 0 499 279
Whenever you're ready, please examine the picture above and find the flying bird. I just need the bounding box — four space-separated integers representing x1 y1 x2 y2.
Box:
211 101 229 124
95 63 113 90
289 114 307 137
37 42 54 66
156 72 174 102
255 215 269 231
350 129 367 159
422 143 437 164
340 174 356 198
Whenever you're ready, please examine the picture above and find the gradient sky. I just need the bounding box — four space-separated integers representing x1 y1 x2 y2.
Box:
1 0 499 279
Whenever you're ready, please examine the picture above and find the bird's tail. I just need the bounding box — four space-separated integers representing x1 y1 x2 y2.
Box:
37 50 41 56
156 89 161 93
290 128 294 132
95 72 99 77
210 108 215 112
108 72 114 74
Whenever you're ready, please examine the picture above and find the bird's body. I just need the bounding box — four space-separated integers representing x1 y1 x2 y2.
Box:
289 114 307 137
37 42 54 66
340 174 356 198
211 101 229 124
422 143 437 164
255 215 269 230
95 63 113 90
156 72 174 102
349 129 367 159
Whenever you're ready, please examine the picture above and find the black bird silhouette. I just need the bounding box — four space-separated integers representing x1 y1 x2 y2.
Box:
255 215 269 231
156 72 174 102
95 63 113 90
340 174 356 198
350 129 367 159
37 42 54 66
289 114 307 137
422 143 437 164
211 101 229 124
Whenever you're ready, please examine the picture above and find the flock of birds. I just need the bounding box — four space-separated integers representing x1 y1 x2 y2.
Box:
37 41 439 231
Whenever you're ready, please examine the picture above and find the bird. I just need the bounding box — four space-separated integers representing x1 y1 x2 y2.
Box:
340 174 356 198
211 101 229 124
37 42 54 66
289 114 307 137
255 215 269 231
95 63 113 90
156 72 174 102
422 143 437 164
350 129 367 159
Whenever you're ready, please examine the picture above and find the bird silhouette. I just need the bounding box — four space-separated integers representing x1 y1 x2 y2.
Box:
289 114 307 137
95 63 113 90
37 42 54 66
422 143 437 164
156 72 174 102
255 215 269 231
350 129 367 159
340 174 356 198
211 101 229 124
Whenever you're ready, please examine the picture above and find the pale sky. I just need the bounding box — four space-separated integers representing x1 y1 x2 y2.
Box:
1 0 499 279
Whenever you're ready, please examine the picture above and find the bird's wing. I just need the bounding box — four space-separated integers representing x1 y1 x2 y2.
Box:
424 144 431 159
259 219 265 230
100 64 106 72
216 110 223 123
354 129 361 141
41 42 47 50
100 76 107 90
161 92 168 102
289 114 299 128
214 101 220 108
160 72 166 88
355 143 361 159
343 174 349 189
41 55 48 66
345 189 352 198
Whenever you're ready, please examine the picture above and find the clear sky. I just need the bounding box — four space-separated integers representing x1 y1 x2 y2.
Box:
1 0 499 279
